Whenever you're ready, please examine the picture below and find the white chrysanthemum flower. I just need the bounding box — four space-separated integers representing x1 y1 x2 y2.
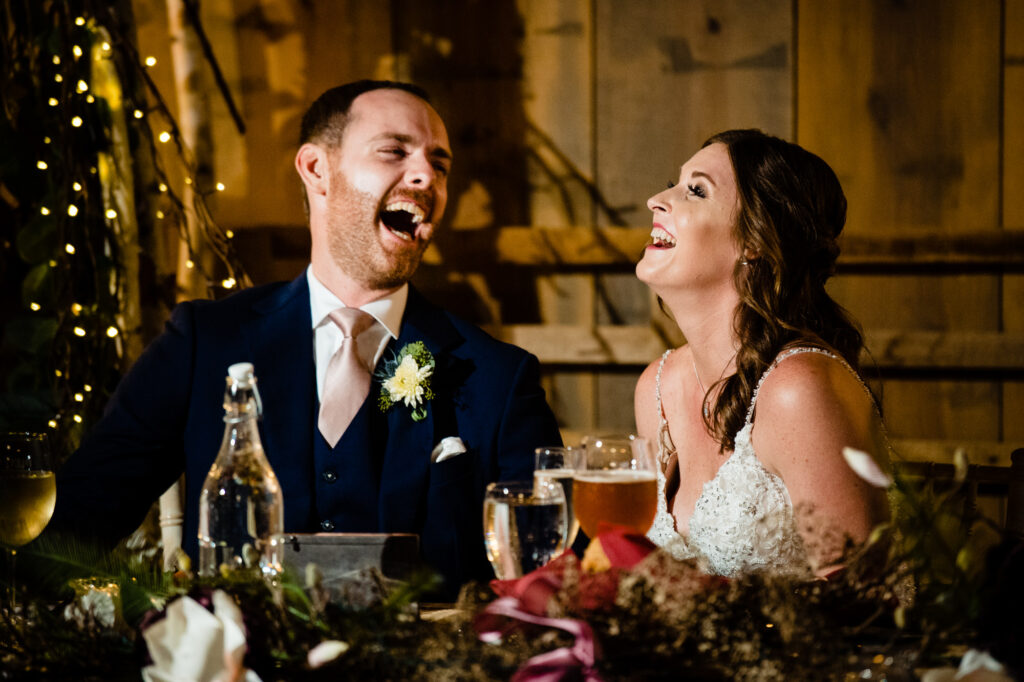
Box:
383 355 433 407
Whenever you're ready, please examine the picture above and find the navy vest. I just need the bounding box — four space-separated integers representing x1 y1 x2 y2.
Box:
311 394 390 532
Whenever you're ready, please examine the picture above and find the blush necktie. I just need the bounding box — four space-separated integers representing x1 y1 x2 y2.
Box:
318 307 377 447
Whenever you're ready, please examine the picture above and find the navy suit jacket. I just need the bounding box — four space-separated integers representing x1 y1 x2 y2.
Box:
51 274 562 598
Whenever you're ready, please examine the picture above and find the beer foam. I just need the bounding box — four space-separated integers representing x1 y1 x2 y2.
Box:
573 469 656 483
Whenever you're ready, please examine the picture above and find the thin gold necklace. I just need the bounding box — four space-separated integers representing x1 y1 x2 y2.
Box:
692 352 737 419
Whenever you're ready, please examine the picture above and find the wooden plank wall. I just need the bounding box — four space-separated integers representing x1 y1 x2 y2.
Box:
542 0 794 433
518 0 597 431
505 0 1022 463
1005 0 1024 448
135 0 1022 467
798 0 1005 455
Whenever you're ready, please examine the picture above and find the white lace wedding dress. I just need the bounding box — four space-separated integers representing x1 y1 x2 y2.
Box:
647 347 858 578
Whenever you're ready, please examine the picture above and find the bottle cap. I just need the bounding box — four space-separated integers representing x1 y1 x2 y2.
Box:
227 362 255 382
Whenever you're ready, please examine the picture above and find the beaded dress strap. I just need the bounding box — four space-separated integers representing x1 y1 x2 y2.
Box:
655 349 677 469
744 346 865 425
655 349 672 415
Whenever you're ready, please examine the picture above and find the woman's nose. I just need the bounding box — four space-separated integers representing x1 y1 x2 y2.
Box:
647 191 668 213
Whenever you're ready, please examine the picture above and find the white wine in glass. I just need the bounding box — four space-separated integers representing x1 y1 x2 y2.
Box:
1 432 56 612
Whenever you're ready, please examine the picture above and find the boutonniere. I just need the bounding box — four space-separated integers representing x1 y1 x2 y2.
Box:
377 341 435 422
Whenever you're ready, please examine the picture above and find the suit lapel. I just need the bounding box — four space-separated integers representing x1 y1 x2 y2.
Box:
245 275 314 484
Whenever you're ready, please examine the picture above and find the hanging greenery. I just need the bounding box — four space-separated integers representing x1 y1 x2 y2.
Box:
0 0 248 460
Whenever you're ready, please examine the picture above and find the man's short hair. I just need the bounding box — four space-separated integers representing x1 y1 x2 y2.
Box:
299 80 432 149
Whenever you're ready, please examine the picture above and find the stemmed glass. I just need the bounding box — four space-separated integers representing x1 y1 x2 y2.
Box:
483 479 568 579
0 432 56 613
534 446 581 547
573 434 656 539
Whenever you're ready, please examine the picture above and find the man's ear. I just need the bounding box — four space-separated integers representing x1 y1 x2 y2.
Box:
295 143 328 196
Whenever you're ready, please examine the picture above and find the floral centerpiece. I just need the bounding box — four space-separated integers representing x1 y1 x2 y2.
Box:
2 451 1021 680
461 451 1023 680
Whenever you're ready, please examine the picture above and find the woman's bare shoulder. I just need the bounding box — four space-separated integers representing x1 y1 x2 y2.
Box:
636 347 686 394
755 350 870 418
637 355 663 388
748 349 890 558
751 349 881 475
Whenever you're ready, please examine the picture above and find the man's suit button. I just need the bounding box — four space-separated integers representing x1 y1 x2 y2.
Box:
320 519 335 531
322 470 337 483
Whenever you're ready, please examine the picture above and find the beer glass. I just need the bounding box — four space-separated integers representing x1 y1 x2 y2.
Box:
1 432 56 612
573 434 656 539
483 480 568 579
534 446 581 546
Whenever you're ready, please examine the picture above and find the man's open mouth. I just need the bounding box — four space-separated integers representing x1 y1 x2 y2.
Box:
380 200 427 241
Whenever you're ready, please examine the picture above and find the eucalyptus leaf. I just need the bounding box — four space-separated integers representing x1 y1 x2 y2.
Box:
956 547 974 574
16 211 58 264
1 363 47 394
865 522 891 547
21 261 56 307
2 314 58 352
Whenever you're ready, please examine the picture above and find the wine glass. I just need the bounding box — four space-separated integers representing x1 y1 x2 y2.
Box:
0 432 56 612
573 434 656 539
483 480 568 579
534 446 581 546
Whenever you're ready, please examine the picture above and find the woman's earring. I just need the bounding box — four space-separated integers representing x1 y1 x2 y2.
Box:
739 259 749 266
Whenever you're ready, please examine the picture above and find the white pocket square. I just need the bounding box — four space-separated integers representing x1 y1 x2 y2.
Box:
431 436 467 463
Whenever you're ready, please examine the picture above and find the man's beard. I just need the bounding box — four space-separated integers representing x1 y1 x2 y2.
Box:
325 173 429 291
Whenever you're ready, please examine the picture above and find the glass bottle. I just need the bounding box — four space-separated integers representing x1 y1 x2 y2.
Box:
198 362 284 580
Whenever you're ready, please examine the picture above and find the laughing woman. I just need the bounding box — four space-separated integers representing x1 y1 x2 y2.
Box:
635 130 890 578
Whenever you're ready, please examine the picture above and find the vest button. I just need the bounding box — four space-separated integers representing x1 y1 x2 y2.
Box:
322 470 337 483
320 519 335 531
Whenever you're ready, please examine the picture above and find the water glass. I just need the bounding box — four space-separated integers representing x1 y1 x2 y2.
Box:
534 446 581 546
483 480 568 580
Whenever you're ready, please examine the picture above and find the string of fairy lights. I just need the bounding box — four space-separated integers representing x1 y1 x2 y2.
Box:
1 2 248 456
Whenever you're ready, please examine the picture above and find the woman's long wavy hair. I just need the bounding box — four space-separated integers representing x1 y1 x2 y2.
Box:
702 130 864 452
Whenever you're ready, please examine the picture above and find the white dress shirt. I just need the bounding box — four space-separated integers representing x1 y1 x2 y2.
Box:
307 265 407 401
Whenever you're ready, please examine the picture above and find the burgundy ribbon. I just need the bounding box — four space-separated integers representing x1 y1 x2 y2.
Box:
476 596 602 682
